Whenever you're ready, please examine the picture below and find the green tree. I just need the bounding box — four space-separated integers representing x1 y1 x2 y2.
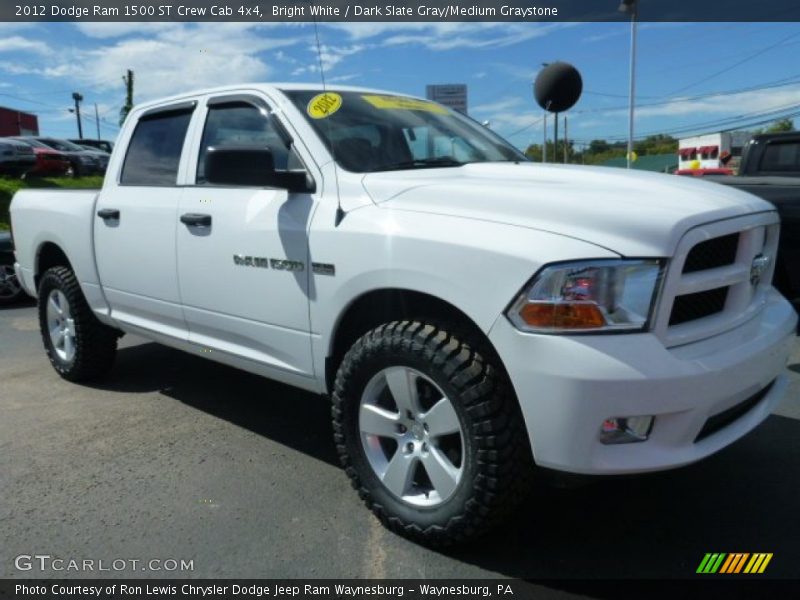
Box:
766 118 794 133
524 140 575 163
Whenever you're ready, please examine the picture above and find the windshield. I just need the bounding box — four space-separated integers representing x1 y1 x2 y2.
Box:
283 90 527 173
12 138 47 149
40 138 84 152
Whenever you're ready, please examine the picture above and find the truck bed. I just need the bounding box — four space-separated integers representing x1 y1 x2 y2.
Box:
10 188 101 298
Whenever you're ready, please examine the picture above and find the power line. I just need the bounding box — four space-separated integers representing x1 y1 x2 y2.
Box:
667 30 800 96
504 76 800 143
572 102 800 144
507 117 545 139
0 92 63 110
568 75 800 118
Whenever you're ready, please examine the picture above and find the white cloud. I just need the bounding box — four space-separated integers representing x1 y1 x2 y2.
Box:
74 22 181 39
325 22 565 51
292 43 367 77
0 36 51 55
327 73 362 83
11 24 308 102
472 97 524 115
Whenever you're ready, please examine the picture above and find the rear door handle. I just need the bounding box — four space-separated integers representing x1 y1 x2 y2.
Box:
180 213 212 227
97 208 120 220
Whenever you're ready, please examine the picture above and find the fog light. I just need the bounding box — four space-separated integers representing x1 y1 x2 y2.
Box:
599 416 654 444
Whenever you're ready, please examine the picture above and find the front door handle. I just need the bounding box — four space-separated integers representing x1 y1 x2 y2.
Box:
97 208 120 220
180 213 212 227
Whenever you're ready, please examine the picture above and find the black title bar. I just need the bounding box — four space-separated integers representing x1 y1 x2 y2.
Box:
4 0 800 22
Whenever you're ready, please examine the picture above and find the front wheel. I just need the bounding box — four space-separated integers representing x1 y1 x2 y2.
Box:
332 320 533 546
37 266 118 381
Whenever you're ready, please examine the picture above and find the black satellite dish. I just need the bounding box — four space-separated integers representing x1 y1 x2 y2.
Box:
534 62 583 113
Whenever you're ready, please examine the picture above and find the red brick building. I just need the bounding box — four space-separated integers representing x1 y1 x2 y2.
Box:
0 106 39 136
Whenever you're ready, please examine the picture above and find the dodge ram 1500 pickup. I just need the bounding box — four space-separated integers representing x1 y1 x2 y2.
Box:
9 84 798 545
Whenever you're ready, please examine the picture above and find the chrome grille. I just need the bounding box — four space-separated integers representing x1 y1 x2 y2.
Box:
654 213 780 347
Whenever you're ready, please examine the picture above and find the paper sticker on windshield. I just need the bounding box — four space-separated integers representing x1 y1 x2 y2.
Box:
307 93 342 119
362 95 449 114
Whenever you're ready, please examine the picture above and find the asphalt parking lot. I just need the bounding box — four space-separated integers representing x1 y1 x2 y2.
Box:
1 299 799 588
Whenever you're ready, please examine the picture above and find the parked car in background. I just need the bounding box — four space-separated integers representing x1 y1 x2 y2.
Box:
676 168 735 177
706 132 800 307
75 146 110 174
69 138 114 154
0 231 26 305
7 138 72 177
0 138 36 178
14 137 104 177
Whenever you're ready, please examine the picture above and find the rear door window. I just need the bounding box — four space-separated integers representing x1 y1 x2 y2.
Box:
121 108 193 185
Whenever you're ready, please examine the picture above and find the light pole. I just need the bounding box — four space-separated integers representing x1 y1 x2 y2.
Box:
539 63 550 163
619 0 638 169
71 92 84 139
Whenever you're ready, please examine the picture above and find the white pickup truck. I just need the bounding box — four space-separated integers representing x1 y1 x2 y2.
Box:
10 84 797 545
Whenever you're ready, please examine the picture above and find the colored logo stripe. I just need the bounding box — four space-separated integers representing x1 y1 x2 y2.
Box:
697 553 726 573
720 553 749 573
744 553 773 574
697 552 773 574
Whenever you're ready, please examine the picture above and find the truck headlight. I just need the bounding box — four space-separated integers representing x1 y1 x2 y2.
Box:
507 259 665 333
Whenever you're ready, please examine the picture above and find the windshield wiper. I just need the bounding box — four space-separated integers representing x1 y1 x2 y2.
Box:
374 157 466 172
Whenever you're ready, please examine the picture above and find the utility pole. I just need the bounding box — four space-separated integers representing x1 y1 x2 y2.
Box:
72 92 84 139
537 65 551 164
564 115 569 163
120 69 134 126
620 0 638 169
94 103 101 140
542 112 547 163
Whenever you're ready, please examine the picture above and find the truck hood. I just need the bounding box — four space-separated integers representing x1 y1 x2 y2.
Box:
361 162 774 256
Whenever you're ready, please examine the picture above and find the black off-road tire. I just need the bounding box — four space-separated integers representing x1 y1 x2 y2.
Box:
332 320 534 546
38 266 118 382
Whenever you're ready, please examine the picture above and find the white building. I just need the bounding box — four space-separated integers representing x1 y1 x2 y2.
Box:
678 131 752 170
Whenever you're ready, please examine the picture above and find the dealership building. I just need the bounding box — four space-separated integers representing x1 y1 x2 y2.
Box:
677 131 752 170
0 106 39 136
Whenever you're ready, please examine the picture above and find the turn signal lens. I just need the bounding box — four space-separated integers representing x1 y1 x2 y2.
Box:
519 302 606 329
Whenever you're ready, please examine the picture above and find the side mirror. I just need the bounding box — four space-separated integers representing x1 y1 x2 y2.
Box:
205 146 313 192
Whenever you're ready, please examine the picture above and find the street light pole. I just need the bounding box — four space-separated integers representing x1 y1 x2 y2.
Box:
542 112 547 162
620 0 638 169
72 92 84 139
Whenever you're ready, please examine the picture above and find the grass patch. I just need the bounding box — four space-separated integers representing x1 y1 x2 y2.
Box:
0 176 103 230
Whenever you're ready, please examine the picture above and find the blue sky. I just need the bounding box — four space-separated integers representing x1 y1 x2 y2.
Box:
1 21 799 149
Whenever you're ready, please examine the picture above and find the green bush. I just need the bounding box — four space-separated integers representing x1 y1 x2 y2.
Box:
0 176 103 230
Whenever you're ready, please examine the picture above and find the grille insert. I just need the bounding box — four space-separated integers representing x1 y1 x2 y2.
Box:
669 287 728 326
695 380 775 442
683 233 739 273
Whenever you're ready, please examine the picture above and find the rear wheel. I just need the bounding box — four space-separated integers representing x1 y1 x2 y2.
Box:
38 266 118 381
332 320 533 546
0 264 25 305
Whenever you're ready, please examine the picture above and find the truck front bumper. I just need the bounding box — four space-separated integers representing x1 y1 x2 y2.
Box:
488 288 797 475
